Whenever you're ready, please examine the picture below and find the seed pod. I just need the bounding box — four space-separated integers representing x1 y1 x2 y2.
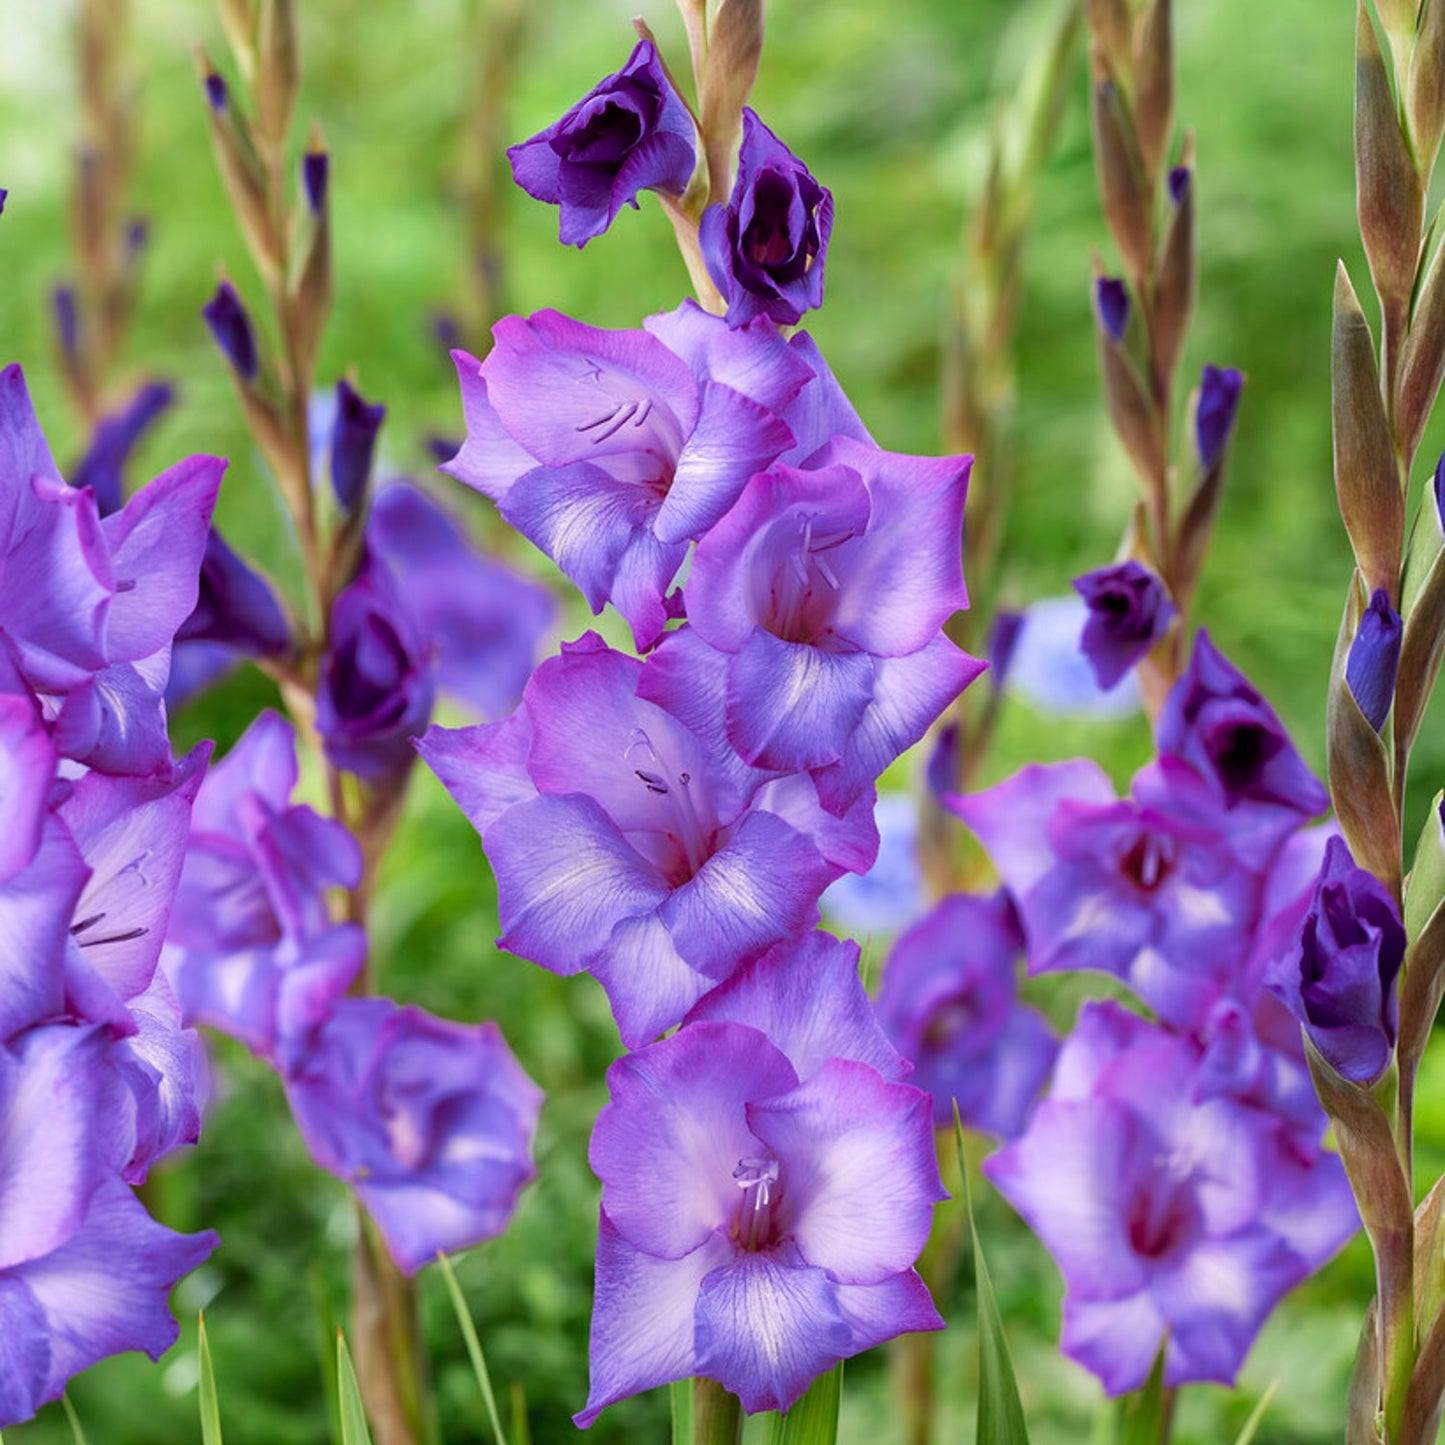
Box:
1091 79 1153 283
1133 0 1173 187
1331 261 1404 602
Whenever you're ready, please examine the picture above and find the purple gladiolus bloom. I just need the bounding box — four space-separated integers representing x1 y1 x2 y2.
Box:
175 528 292 658
71 382 174 516
700 109 833 328
1345 588 1402 732
317 551 435 781
202 282 258 381
576 1018 943 1424
507 40 696 247
1002 596 1141 718
1157 630 1328 819
668 437 982 811
875 892 1058 1136
285 997 542 1274
443 306 807 648
419 632 877 1046
952 759 1261 1030
1074 560 1175 689
987 1001 1356 1395
1265 835 1404 1082
367 482 553 719
1095 277 1130 343
164 712 365 1071
821 793 927 938
1195 365 1244 469
329 378 385 513
0 1026 217 1428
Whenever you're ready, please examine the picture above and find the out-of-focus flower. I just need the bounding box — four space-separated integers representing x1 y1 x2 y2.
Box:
202 282 258 381
1265 834 1404 1083
822 793 927 938
576 1013 942 1424
443 306 807 648
1345 588 1402 733
175 528 291 659
1002 596 1141 719
420 632 875 1046
1073 560 1175 690
874 892 1057 1136
507 40 696 248
71 382 174 517
699 109 833 328
987 1001 1356 1395
164 711 364 1071
316 551 435 782
285 997 542 1274
1195 365 1244 470
0 1025 217 1428
329 379 385 514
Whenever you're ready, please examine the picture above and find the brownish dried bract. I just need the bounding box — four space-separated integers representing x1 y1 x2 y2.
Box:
1090 79 1153 285
700 0 764 206
1132 0 1173 188
256 0 300 150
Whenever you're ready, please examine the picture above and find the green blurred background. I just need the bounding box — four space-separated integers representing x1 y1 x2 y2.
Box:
2 0 1437 1439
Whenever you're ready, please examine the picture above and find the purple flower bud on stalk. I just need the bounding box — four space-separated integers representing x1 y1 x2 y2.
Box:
0 189 7 215
507 40 696 248
925 721 961 803
1345 588 1402 731
1195 365 1244 469
1265 835 1404 1082
1434 453 1445 532
176 528 292 657
1095 277 1130 343
72 382 175 517
52 287 79 361
1168 166 1191 206
204 71 227 111
428 434 461 466
302 150 329 214
700 109 833 328
989 609 1025 689
125 218 148 258
329 379 385 513
1074 560 1176 690
202 283 258 381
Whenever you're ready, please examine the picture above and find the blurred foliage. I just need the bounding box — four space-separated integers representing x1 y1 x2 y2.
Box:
0 0 1431 1440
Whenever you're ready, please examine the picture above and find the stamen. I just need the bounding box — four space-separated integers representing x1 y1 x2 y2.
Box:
576 401 640 444
634 769 669 795
70 912 106 936
115 578 138 593
77 926 148 949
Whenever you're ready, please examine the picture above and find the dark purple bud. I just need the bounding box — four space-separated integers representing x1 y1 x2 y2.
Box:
699 109 833 329
506 39 696 248
1168 166 1191 207
177 528 292 657
205 71 228 111
1345 588 1403 732
988 609 1025 690
1158 630 1329 815
202 282 258 381
428 435 462 467
1094 277 1130 344
1073 560 1176 690
125 217 149 259
330 379 386 513
1265 835 1403 1082
1195 365 1244 469
0 188 7 215
1434 452 1445 532
52 286 80 360
925 720 961 802
431 312 462 355
302 150 329 214
316 552 434 781
72 382 175 516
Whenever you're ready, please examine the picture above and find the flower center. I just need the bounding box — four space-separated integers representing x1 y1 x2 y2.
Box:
625 727 713 880
731 1156 781 1251
1125 1168 1198 1262
1117 828 1177 894
763 512 854 644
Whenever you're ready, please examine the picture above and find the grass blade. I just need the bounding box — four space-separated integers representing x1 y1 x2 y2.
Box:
1114 1349 1166 1445
764 1363 842 1444
60 1396 88 1445
312 1267 344 1445
671 1379 697 1445
435 1250 509 1445
337 1333 374 1445
1231 1381 1278 1445
198 1313 224 1445
954 1107 1031 1445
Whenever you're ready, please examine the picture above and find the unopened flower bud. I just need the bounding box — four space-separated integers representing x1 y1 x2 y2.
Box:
203 282 258 381
1074 560 1175 689
1095 276 1130 343
1345 588 1402 731
204 70 228 111
52 286 79 361
1195 365 1243 469
330 379 385 514
302 149 328 215
1168 166 1191 206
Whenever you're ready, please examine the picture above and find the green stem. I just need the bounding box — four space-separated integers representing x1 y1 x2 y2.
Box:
693 1378 743 1445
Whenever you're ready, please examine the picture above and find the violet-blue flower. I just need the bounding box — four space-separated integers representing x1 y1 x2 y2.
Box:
1345 587 1402 732
174 527 292 659
419 632 877 1047
1001 596 1141 719
986 1001 1356 1395
1073 559 1175 689
576 1017 943 1425
71 381 174 517
316 550 435 782
874 891 1058 1136
699 109 833 328
284 997 542 1274
444 306 807 648
507 39 696 247
1265 834 1404 1082
661 437 982 812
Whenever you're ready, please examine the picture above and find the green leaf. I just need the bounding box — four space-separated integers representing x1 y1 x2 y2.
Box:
435 1250 509 1445
198 1313 224 1445
954 1107 1030 1445
671 1380 697 1445
1231 1380 1278 1445
311 1266 344 1445
61 1396 88 1445
337 1333 374 1445
763 1363 841 1445
1113 1348 1166 1444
